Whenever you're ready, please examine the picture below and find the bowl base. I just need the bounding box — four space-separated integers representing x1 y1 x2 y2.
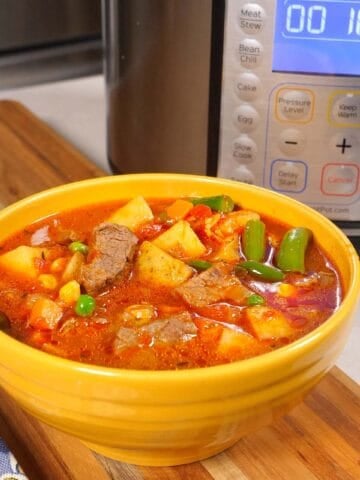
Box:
83 439 237 467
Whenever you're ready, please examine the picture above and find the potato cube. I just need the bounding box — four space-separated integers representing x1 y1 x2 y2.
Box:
0 246 47 279
210 234 240 262
135 241 193 287
108 196 154 231
217 327 259 356
215 211 260 237
246 305 295 340
62 252 84 282
152 220 206 259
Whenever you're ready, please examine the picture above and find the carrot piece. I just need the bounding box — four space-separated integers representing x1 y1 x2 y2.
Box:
166 199 193 220
29 297 63 331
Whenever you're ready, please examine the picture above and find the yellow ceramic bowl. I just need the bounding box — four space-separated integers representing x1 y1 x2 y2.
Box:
0 174 358 466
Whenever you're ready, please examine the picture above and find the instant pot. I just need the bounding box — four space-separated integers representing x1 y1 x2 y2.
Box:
103 0 360 248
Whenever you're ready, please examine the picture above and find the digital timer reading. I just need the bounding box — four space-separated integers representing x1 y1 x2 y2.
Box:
273 0 360 76
348 8 360 35
283 1 360 41
286 5 326 34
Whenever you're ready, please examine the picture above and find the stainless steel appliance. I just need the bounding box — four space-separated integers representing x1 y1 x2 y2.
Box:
103 0 360 243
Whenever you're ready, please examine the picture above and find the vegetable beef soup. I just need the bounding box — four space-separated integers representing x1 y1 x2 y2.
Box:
0 195 342 369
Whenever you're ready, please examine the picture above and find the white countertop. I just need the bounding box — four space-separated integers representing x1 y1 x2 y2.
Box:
0 75 359 382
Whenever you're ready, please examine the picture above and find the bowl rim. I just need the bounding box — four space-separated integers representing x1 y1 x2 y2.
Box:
0 173 358 382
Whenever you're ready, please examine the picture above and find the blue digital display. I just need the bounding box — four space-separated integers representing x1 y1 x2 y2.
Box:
273 0 360 76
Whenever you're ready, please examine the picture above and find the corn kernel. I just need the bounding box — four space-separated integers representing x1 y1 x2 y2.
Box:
38 274 58 290
59 280 81 305
278 283 296 297
50 257 68 273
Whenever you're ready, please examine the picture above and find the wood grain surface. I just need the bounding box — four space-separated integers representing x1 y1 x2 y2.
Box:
0 100 359 480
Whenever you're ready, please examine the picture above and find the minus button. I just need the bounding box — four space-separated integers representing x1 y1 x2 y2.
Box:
279 129 306 156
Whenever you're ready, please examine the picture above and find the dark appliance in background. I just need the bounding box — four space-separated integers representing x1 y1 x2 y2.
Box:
103 0 360 252
0 0 102 89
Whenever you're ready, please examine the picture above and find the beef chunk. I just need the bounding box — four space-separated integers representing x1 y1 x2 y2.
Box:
176 262 251 308
80 223 138 293
114 327 139 350
141 311 197 343
114 311 197 352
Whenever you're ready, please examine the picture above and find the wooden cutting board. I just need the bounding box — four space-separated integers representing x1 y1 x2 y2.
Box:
0 100 359 480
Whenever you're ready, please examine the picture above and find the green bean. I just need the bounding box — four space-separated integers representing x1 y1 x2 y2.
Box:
188 259 213 271
236 261 284 282
247 294 265 306
242 219 266 262
191 195 235 213
276 227 312 273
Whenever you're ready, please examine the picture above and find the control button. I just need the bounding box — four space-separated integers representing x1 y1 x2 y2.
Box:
330 133 359 161
233 105 259 132
229 165 255 184
238 3 266 34
234 72 261 101
232 135 257 164
278 129 306 156
321 163 359 196
275 88 314 123
330 92 360 127
270 160 307 193
336 137 352 154
238 38 263 69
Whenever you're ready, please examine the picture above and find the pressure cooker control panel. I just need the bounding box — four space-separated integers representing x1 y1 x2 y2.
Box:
218 0 360 222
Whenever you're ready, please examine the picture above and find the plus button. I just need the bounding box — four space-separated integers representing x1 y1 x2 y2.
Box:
336 138 352 154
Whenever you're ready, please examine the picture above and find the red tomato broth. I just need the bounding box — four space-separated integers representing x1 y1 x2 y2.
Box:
0 197 342 370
